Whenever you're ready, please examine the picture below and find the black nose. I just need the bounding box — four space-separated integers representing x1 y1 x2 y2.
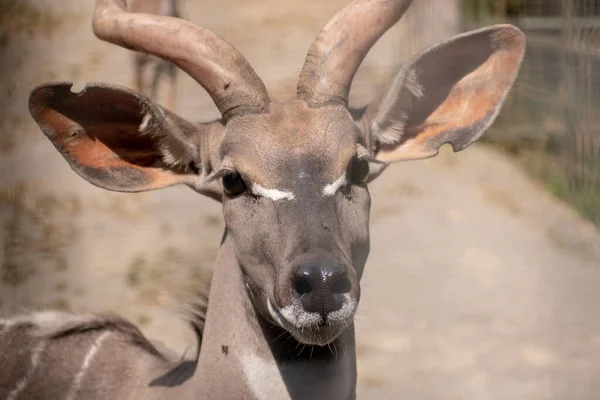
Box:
293 263 352 316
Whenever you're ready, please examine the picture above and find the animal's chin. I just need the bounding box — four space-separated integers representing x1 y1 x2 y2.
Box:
266 299 353 346
289 324 346 346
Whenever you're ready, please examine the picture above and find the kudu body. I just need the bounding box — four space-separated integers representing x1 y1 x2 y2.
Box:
129 0 180 111
0 0 526 398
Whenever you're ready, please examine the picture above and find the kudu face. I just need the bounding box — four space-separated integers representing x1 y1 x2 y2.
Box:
28 0 526 346
221 103 371 344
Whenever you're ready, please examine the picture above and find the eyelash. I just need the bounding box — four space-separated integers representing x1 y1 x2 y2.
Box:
207 169 236 183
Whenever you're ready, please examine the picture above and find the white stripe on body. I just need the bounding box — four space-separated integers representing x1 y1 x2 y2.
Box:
64 330 112 400
4 311 72 329
0 319 14 337
7 341 47 400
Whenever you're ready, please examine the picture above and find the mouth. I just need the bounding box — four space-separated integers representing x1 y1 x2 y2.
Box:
267 297 357 346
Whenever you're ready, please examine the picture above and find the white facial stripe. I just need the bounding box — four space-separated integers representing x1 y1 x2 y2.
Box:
322 172 347 196
252 184 295 201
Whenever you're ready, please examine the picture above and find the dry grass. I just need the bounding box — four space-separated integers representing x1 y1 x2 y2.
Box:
0 1 63 44
0 184 80 286
124 247 213 307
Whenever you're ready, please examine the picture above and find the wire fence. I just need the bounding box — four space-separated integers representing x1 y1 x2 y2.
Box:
464 0 600 225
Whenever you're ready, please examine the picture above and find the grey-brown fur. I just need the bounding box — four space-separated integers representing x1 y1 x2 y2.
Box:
0 312 183 399
10 0 526 398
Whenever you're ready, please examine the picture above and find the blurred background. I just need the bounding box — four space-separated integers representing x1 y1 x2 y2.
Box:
1 0 600 398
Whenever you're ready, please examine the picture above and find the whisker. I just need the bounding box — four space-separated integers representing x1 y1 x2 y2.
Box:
297 344 307 357
327 342 335 357
272 330 288 343
331 342 338 358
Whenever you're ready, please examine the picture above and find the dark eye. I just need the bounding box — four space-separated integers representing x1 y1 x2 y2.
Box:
350 158 370 185
222 172 247 196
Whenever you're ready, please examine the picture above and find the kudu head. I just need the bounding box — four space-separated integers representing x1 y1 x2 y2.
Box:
28 0 525 346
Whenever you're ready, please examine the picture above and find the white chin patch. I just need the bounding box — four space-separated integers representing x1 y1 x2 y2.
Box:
280 304 322 328
327 296 357 323
268 295 357 330
322 172 347 196
252 184 295 201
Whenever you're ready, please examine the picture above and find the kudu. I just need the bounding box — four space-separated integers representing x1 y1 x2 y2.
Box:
129 0 180 111
0 0 526 398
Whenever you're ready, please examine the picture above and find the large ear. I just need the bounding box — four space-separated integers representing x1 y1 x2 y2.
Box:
29 82 224 200
361 24 526 163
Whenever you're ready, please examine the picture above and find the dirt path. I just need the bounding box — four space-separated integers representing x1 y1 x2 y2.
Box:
358 145 600 399
1 1 600 399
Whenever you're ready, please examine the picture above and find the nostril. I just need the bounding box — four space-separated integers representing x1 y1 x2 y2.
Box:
294 277 313 295
332 277 351 294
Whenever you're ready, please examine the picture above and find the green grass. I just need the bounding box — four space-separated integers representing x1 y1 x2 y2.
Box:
526 154 600 226
571 191 600 224
483 134 600 227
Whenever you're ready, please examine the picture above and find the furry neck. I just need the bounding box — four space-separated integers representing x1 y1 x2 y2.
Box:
186 232 357 399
